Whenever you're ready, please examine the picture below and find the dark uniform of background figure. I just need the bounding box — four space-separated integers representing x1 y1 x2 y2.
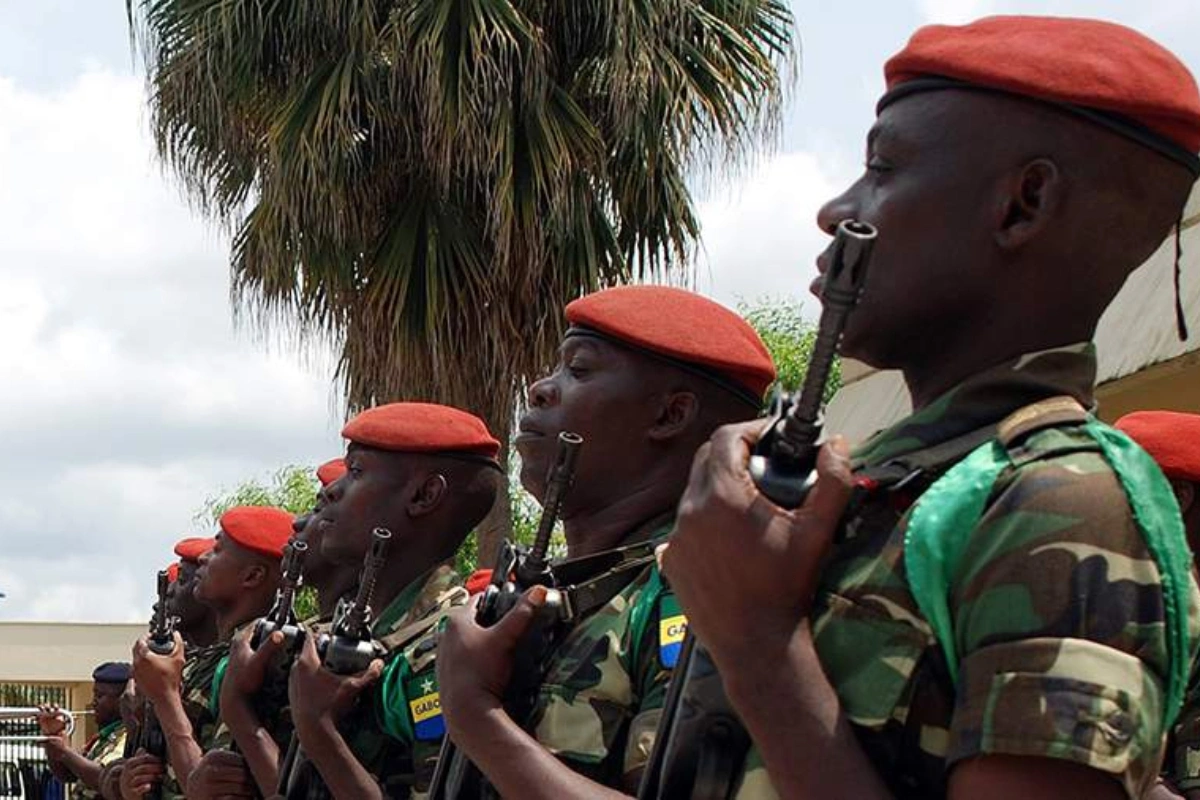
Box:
125 508 291 799
101 542 222 800
437 285 776 797
38 662 130 800
1116 411 1200 800
659 14 1200 800
279 402 501 799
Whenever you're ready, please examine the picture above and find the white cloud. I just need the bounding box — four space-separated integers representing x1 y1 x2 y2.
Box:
696 150 855 315
0 68 345 623
917 0 997 23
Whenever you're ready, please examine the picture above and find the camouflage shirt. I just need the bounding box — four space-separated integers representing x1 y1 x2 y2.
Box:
526 520 681 790
286 565 465 799
74 721 126 800
181 640 228 751
1166 666 1200 791
735 344 1200 799
209 621 294 753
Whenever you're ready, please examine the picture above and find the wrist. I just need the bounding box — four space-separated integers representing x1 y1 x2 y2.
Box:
717 620 816 709
447 703 514 756
152 695 191 738
293 709 339 749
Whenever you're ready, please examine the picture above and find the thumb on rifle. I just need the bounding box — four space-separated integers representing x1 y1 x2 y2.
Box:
247 628 286 673
491 585 549 648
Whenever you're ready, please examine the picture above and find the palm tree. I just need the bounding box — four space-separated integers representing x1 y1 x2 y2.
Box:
127 0 796 556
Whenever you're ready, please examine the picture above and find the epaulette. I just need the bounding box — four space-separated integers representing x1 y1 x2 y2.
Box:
996 395 1088 447
377 586 468 656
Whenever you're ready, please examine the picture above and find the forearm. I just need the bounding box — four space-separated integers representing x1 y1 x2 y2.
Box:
44 749 73 782
57 748 104 789
152 694 204 793
295 716 383 800
452 706 631 800
717 623 893 800
224 696 281 794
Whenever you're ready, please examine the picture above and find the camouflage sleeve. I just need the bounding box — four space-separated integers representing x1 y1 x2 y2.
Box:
1170 668 1200 790
622 588 686 778
377 634 444 795
946 449 1178 798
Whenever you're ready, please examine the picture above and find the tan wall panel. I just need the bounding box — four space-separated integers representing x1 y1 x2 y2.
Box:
0 623 143 683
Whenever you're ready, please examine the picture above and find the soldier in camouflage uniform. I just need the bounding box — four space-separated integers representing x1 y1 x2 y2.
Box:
112 538 220 799
127 508 292 797
39 662 130 800
659 15 1200 800
280 402 501 799
436 286 776 796
186 460 359 798
1114 411 1200 800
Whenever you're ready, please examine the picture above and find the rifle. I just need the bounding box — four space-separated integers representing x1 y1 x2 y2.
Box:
277 529 391 797
427 431 583 800
318 528 391 674
639 219 877 800
251 539 309 656
126 570 175 798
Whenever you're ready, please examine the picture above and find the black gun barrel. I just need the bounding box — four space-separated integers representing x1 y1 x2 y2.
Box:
339 527 391 638
516 432 582 585
272 540 307 625
148 570 175 655
773 219 876 466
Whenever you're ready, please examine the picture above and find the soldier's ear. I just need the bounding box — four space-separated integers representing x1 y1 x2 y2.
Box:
408 473 448 518
649 390 700 442
994 157 1063 251
241 563 268 590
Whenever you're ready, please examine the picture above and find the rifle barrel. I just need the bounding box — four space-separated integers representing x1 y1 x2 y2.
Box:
524 432 583 574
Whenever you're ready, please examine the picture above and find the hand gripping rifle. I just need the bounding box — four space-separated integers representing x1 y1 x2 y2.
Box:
277 529 392 798
638 219 877 800
428 431 583 800
126 570 176 798
149 569 178 656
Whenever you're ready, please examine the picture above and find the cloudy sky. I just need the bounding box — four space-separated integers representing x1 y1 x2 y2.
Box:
1 0 1197 622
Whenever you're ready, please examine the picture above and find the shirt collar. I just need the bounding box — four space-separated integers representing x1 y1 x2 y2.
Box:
853 342 1097 469
372 565 460 636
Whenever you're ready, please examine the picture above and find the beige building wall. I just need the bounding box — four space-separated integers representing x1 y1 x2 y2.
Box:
0 622 143 746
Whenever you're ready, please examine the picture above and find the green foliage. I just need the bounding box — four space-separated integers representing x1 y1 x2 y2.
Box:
294 586 319 621
740 297 841 402
194 465 320 529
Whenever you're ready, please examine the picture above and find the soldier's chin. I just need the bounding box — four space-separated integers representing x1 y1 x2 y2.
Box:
837 319 886 369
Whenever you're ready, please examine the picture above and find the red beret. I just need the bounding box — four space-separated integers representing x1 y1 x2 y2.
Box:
174 537 215 563
465 569 494 596
316 458 347 486
1115 411 1200 482
218 506 295 560
166 563 180 583
883 16 1200 171
565 286 776 403
342 403 501 461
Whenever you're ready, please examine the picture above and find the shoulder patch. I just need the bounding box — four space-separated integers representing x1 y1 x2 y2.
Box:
659 611 688 669
407 675 445 741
